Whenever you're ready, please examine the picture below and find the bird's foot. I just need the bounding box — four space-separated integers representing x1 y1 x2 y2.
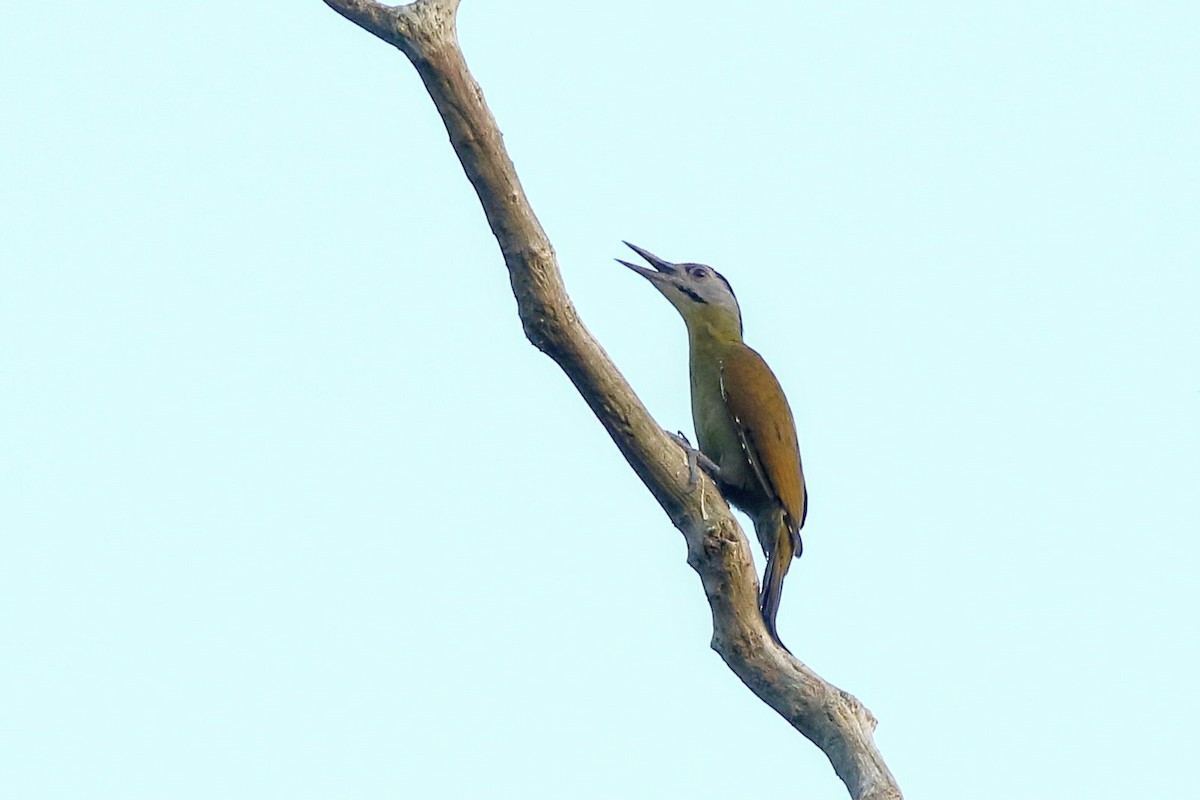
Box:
668 431 720 520
668 431 698 485
669 431 720 484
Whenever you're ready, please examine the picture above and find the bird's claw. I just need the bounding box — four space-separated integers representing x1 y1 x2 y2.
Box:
668 430 713 519
668 431 700 487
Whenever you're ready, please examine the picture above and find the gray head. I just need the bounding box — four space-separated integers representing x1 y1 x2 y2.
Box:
616 242 743 338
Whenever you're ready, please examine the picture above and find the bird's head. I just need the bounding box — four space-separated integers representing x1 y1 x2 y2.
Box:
616 242 743 340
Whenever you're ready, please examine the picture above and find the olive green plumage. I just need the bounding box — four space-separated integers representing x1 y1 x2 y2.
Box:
617 243 807 650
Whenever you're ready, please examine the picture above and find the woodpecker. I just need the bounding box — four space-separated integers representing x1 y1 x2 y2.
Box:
617 242 807 650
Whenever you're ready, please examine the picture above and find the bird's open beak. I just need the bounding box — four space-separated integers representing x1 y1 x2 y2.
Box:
615 241 679 281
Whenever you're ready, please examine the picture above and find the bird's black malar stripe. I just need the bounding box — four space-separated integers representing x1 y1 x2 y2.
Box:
680 287 708 304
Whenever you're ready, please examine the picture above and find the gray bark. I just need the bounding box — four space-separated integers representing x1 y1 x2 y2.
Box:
320 2 903 797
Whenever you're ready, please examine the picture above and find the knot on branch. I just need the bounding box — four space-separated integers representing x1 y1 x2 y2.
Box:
820 686 879 741
506 243 569 353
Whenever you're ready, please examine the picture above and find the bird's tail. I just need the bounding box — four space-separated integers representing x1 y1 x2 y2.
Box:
759 516 798 653
760 545 792 653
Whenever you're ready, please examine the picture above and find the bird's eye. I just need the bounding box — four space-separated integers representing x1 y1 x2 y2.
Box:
690 267 708 279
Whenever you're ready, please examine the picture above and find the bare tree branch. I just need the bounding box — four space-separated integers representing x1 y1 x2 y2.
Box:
321 2 902 797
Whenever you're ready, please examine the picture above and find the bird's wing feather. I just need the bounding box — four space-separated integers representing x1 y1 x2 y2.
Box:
718 362 776 503
719 348 807 532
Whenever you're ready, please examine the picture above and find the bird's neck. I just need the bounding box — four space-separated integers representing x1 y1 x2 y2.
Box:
685 313 744 348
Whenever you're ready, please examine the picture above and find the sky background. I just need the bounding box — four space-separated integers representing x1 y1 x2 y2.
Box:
3 2 1198 798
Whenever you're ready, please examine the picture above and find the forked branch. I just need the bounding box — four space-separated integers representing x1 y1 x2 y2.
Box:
321 2 902 797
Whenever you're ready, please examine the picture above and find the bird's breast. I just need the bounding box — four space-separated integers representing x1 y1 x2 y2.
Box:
688 346 761 503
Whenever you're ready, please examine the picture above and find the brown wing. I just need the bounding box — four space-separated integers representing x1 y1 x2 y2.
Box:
719 347 807 532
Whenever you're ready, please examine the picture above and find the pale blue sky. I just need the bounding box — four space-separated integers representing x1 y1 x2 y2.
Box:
2 2 1197 798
